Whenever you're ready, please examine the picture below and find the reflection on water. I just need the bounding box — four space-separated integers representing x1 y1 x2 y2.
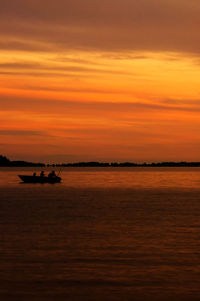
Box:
0 167 200 188
0 167 200 300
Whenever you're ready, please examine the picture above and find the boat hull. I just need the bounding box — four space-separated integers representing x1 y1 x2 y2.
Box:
18 175 61 183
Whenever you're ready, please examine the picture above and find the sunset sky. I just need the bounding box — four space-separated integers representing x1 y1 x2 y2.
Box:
0 0 200 163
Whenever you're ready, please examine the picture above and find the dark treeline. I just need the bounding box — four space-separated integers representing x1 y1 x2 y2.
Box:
49 161 200 167
0 155 45 167
1 154 200 167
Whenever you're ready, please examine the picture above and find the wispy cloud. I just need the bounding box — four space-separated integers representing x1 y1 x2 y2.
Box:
0 0 199 54
0 130 45 136
1 96 200 115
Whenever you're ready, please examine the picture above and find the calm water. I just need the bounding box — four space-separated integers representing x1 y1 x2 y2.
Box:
0 167 200 301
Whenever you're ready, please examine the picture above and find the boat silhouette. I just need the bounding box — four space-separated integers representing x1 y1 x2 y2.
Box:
18 174 61 183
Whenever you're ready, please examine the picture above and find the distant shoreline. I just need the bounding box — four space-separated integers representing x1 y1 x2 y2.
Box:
1 155 200 167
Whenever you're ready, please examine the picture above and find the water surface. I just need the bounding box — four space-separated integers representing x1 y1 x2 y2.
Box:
0 167 200 300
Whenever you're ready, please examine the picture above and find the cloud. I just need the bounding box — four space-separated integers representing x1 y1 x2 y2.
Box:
1 90 199 141
0 130 45 136
1 96 200 115
0 62 135 77
0 0 199 54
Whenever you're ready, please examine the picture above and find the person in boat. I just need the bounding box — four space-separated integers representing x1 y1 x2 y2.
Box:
48 170 56 178
40 171 45 177
33 172 36 176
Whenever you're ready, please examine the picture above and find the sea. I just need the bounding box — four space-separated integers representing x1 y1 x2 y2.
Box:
0 167 200 301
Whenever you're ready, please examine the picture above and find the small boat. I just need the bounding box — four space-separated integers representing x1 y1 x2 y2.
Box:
18 175 61 183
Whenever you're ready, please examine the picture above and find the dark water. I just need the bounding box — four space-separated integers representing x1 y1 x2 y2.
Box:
0 167 200 301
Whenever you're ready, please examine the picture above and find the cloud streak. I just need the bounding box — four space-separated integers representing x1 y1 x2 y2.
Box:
0 130 45 136
0 0 199 54
1 96 200 114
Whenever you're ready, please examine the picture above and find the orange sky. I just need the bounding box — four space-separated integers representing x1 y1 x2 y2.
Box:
0 0 200 163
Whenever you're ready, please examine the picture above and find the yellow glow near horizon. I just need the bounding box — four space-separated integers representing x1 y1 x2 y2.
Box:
1 50 200 100
0 49 200 162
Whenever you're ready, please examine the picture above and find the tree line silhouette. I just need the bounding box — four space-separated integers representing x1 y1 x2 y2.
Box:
1 154 200 167
0 155 45 167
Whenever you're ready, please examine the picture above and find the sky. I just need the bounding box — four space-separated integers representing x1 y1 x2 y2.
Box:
0 0 200 163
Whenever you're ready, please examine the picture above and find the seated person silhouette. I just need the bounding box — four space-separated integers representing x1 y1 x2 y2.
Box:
33 172 36 176
48 170 56 178
40 171 45 177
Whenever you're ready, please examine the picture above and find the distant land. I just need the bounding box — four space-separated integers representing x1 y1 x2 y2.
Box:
0 155 45 167
1 154 200 167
